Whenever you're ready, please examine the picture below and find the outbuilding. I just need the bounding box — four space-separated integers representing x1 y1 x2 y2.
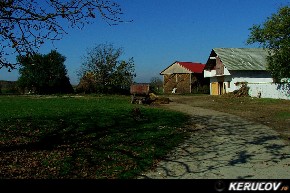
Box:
160 61 209 94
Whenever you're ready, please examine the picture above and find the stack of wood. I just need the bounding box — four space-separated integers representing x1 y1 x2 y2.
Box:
232 83 250 97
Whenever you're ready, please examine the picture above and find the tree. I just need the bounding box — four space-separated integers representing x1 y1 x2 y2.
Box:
78 43 136 94
247 5 290 82
150 76 163 94
0 0 128 71
75 72 97 94
17 50 74 94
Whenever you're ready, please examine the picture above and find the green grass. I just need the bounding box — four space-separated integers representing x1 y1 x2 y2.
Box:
0 95 190 179
275 112 290 120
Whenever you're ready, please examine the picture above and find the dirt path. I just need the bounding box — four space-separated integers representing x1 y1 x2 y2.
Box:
137 98 290 179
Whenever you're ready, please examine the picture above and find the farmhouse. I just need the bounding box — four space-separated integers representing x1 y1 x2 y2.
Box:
160 61 209 94
204 48 290 100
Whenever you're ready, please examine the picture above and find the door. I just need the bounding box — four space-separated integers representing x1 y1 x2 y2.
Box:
211 82 219 95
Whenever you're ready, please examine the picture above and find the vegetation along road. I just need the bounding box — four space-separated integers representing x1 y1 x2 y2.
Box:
137 95 290 179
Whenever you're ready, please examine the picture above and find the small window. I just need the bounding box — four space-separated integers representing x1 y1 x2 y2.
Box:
227 81 230 88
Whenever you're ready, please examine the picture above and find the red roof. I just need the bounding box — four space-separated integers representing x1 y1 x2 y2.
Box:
177 62 205 73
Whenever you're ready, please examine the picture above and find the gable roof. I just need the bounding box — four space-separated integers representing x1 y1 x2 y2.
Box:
160 61 205 74
178 62 205 73
207 48 269 71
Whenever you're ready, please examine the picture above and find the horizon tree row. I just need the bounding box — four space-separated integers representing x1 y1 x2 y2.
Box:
16 43 136 95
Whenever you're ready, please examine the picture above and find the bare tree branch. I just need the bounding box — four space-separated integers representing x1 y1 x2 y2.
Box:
0 0 130 71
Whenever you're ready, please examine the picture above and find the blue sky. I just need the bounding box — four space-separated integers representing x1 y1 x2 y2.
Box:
1 0 289 85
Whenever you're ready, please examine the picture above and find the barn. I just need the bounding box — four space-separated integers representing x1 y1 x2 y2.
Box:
204 48 290 99
160 61 209 94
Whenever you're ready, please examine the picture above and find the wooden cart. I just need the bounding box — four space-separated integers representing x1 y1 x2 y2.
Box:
130 83 150 104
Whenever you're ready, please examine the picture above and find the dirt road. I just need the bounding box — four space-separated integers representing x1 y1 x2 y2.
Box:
137 97 290 179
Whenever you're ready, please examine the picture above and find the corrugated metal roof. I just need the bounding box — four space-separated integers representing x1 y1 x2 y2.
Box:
213 48 269 70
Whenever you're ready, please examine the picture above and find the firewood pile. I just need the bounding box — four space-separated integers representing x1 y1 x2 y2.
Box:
234 84 250 97
232 83 250 97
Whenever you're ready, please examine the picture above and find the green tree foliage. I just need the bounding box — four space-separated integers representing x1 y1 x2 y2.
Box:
150 76 163 94
75 72 97 94
77 43 136 94
0 0 128 71
247 5 290 81
17 50 74 94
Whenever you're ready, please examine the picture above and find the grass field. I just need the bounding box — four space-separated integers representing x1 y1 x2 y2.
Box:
0 95 191 179
2 94 289 179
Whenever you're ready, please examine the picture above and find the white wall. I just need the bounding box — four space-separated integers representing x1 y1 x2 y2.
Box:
204 66 230 78
207 70 290 100
204 69 216 77
248 83 290 100
227 70 273 93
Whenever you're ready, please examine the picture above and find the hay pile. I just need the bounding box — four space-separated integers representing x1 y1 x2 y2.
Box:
130 93 171 105
149 93 171 104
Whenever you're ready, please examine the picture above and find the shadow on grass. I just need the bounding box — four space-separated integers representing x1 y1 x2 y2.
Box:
0 107 190 179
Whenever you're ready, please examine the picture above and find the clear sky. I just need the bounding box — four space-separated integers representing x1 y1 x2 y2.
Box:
0 0 289 85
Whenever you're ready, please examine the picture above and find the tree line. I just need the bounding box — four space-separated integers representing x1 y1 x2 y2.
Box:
8 43 135 95
0 1 289 95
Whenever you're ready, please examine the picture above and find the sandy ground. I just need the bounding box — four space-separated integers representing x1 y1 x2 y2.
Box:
136 100 290 179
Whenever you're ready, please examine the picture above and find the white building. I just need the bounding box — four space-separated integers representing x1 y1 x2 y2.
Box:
204 48 290 100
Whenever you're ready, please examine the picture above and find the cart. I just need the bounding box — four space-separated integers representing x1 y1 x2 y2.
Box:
130 83 150 104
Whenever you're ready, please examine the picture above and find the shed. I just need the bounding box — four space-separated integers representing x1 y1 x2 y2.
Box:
160 61 209 94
